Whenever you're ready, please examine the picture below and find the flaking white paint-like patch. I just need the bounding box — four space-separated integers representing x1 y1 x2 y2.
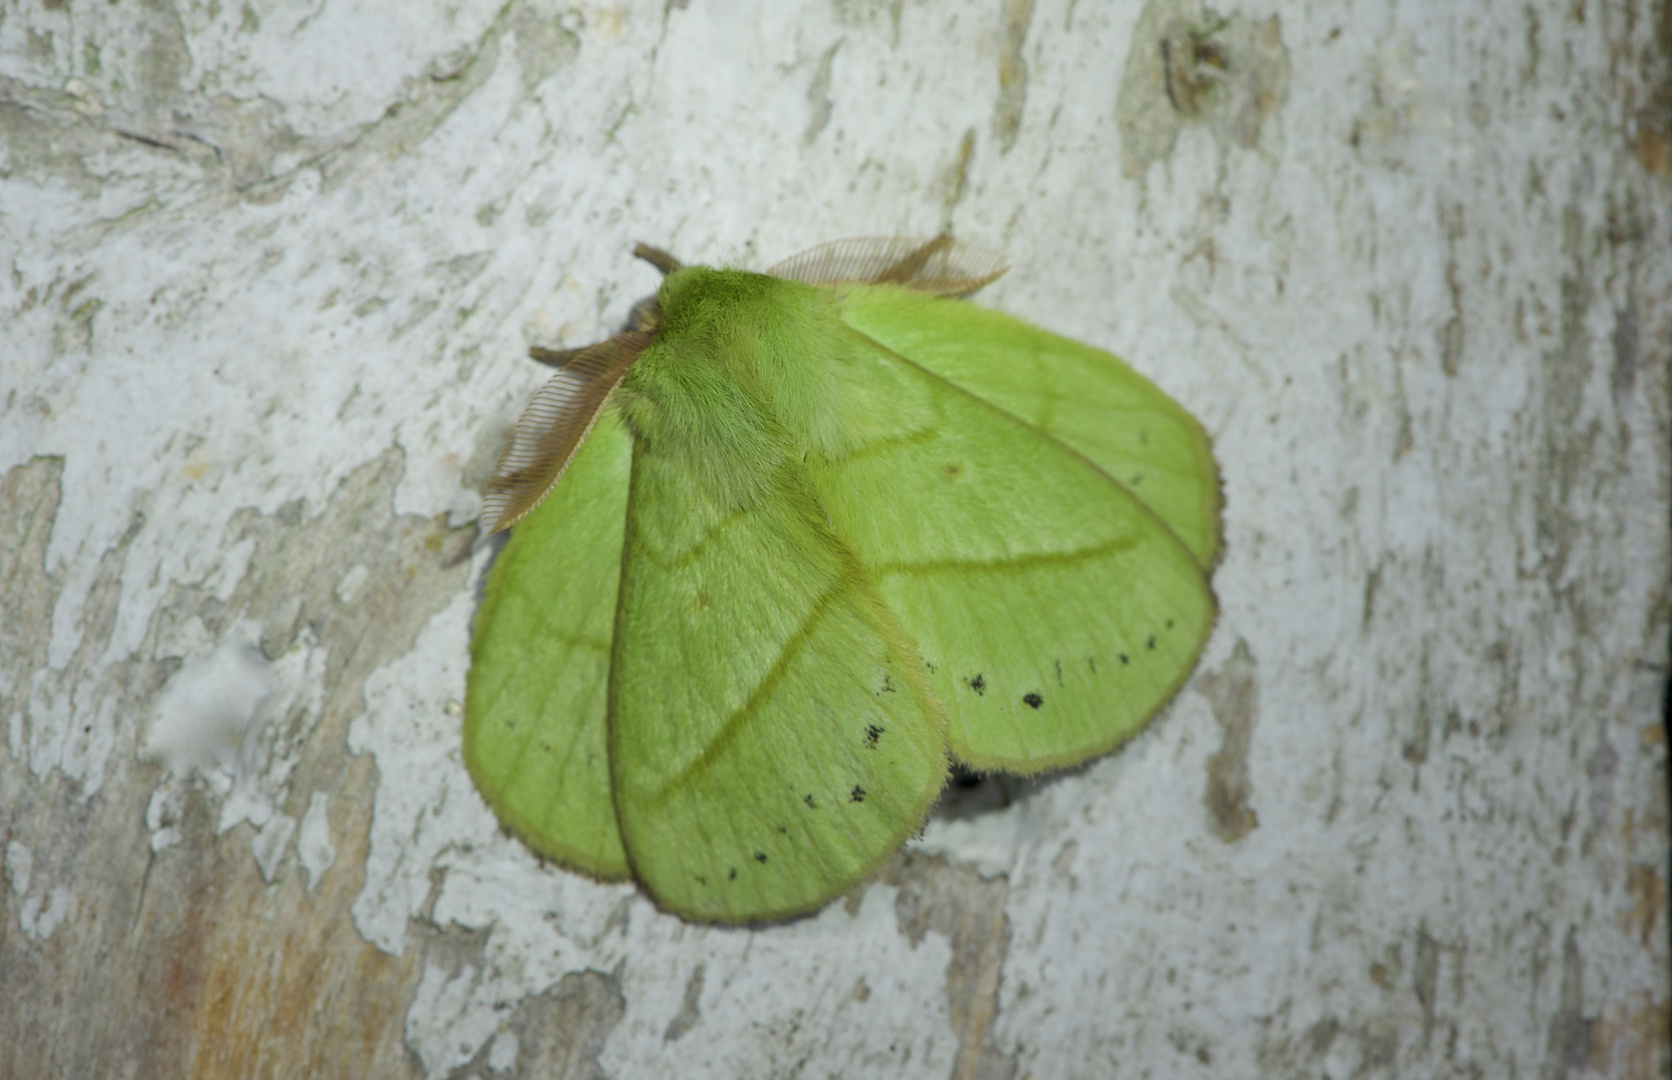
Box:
600 884 959 1080
145 628 277 778
913 794 1036 878
139 625 329 875
5 841 73 942
154 614 216 673
4 841 32 897
486 1029 519 1073
19 885 73 942
446 487 483 530
335 563 370 605
251 813 296 882
204 535 257 602
145 783 186 853
44 556 100 674
406 961 499 1080
348 588 497 957
298 791 336 892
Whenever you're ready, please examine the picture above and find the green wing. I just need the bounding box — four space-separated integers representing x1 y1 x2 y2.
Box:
608 445 948 924
834 284 1221 569
464 407 632 878
808 320 1217 773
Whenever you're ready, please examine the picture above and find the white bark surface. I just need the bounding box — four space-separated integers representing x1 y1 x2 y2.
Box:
2 1 1667 1077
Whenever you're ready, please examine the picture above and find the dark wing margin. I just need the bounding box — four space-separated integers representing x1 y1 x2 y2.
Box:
766 237 1008 296
481 330 652 533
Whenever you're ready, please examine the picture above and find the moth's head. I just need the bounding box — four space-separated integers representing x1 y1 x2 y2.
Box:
654 267 816 344
632 266 850 468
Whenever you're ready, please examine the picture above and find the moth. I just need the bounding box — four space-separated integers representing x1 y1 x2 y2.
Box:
465 237 1220 923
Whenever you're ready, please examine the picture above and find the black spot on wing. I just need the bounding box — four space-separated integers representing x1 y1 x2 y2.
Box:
754 851 768 863
1147 636 1157 650
851 785 866 803
865 724 884 748
804 793 817 809
1119 653 1130 665
1023 693 1044 709
728 866 737 881
964 673 986 695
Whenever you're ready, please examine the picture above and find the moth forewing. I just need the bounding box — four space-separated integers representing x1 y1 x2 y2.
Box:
481 329 654 532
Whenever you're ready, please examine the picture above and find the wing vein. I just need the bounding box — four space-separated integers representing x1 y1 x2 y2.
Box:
641 582 847 807
872 538 1143 578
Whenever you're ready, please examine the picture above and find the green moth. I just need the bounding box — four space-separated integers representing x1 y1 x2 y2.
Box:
465 237 1220 923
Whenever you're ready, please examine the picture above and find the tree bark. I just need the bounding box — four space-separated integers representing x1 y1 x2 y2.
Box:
2 1 1667 1077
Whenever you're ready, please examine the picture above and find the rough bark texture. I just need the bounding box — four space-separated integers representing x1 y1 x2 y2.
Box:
2 1 1667 1077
